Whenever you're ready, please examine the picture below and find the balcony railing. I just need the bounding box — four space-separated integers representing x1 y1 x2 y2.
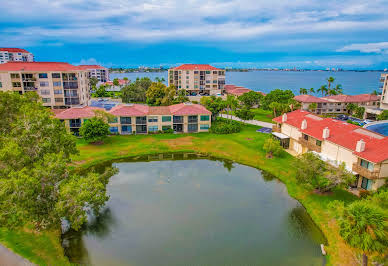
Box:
299 137 322 152
352 163 380 179
173 116 183 124
272 125 281 133
24 87 37 91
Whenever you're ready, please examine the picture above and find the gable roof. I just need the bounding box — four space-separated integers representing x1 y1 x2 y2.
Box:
273 110 388 163
224 84 266 97
172 64 221 71
169 103 212 115
0 62 85 71
109 104 149 116
322 94 380 103
294 95 329 103
0 48 30 53
55 106 105 119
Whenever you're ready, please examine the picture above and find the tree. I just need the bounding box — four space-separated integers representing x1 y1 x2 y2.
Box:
299 88 308 95
338 201 388 266
317 85 328 97
354 106 365 119
94 85 109 98
309 88 315 93
79 117 110 144
235 107 254 121
238 91 262 108
327 76 335 91
288 98 301 111
261 89 295 110
123 77 129 81
113 78 120 86
225 95 238 120
263 138 283 158
121 77 151 103
269 102 289 117
175 89 189 103
200 96 225 120
0 92 111 231
308 102 318 112
335 84 343 94
377 110 388 120
90 77 99 89
146 82 176 106
346 103 357 115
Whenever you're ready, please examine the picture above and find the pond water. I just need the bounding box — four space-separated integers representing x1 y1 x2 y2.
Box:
62 155 326 266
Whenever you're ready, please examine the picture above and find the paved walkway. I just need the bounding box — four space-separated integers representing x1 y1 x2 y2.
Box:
219 114 274 128
0 244 34 266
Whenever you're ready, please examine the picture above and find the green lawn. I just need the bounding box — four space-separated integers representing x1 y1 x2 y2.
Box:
2 124 358 265
227 108 274 123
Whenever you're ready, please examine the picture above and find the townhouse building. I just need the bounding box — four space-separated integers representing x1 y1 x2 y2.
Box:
55 103 212 135
168 64 225 96
0 62 90 108
380 73 388 110
295 94 380 115
0 48 34 64
78 65 109 83
272 110 388 191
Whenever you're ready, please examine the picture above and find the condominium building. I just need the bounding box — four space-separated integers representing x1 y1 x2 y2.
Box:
168 64 225 96
272 110 388 191
295 94 380 115
55 103 212 135
0 48 34 64
78 65 109 83
0 62 90 108
380 73 388 110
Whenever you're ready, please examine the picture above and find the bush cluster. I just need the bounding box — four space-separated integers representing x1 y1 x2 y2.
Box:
209 119 241 134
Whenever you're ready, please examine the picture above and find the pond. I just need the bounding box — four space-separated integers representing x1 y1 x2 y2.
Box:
62 154 326 266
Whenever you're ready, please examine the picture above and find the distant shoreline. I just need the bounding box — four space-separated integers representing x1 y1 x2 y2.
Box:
110 69 387 73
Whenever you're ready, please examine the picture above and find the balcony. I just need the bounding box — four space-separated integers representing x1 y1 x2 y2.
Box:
272 125 281 133
352 163 380 179
299 137 322 152
24 87 37 91
173 116 183 124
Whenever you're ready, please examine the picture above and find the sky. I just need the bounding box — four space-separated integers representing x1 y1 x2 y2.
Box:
1 0 388 69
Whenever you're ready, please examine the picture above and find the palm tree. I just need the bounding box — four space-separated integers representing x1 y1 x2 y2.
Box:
308 102 317 113
225 95 238 121
309 88 315 94
335 84 343 95
339 201 388 266
326 76 335 91
299 88 308 95
317 85 328 97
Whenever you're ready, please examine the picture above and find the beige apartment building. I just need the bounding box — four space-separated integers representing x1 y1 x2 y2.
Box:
55 103 212 136
78 65 109 83
0 48 34 64
0 62 90 109
272 110 388 191
380 73 388 110
168 64 225 96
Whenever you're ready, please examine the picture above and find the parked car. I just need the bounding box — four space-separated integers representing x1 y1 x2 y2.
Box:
336 114 348 121
363 119 374 124
216 93 222 96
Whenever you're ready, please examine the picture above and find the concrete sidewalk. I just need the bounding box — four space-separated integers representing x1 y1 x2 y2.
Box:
219 114 274 128
0 244 34 266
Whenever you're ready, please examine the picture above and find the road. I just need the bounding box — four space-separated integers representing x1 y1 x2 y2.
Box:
219 114 274 128
0 244 34 266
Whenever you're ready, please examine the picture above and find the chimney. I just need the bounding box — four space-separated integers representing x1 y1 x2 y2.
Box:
322 127 330 139
356 139 365 152
301 119 307 130
282 113 287 122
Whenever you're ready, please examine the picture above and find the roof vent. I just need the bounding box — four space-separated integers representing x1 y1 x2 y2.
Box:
322 127 330 139
301 119 307 130
356 139 366 153
282 113 287 122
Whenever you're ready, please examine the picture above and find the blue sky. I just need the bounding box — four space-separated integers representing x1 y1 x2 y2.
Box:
1 0 388 69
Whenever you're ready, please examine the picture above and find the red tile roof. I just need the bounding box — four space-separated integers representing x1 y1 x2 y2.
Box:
172 64 221 71
55 106 105 119
294 95 329 103
104 79 130 86
273 110 388 163
0 62 85 71
169 103 212 115
224 84 266 97
322 94 380 103
0 48 30 53
77 65 107 70
109 104 149 116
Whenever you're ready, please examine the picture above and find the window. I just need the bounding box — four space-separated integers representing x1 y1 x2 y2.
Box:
194 71 198 74
316 140 322 146
12 82 21 87
39 73 48 79
162 125 171 131
200 115 210 121
136 125 147 133
42 98 51 103
108 117 118 124
303 134 308 140
0 82 2 88
53 81 61 87
188 124 198 132
40 89 50 95
361 177 373 190
136 116 147 124
40 81 49 87
188 115 197 123
200 124 209 130
148 126 158 132
121 125 132 132
360 159 374 171
55 98 63 103
213 80 217 83
206 71 210 74
186 85 189 88
109 127 119 133
186 71 189 74
52 73 61 78
120 117 132 124
162 116 171 122
213 71 218 74
11 73 20 79
54 89 62 94
148 116 158 123
206 80 210 83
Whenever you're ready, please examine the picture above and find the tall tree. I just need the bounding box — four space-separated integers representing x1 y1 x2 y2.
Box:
261 89 294 110
200 96 225 121
335 84 343 95
175 89 189 103
326 76 335 91
146 82 176 106
238 91 262 108
299 88 308 95
89 77 99 89
309 87 315 94
225 95 238 120
79 117 110 144
317 85 328 97
113 78 120 86
121 77 151 103
308 102 318 112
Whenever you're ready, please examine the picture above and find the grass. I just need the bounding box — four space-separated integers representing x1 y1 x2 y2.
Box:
227 108 274 123
1 124 359 265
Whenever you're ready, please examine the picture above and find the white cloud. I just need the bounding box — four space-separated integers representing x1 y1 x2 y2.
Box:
337 42 388 53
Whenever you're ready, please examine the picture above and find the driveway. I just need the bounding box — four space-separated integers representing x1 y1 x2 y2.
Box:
0 244 34 266
219 114 274 128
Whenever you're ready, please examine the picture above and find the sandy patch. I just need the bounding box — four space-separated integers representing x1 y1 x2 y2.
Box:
161 136 196 149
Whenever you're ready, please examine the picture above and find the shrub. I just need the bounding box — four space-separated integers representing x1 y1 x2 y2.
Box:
263 137 283 158
191 100 198 104
209 119 241 134
79 117 110 144
163 128 174 134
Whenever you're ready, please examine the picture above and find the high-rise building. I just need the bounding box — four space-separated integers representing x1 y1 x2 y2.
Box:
380 73 388 110
0 48 34 64
168 64 225 96
0 62 90 109
78 65 109 83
